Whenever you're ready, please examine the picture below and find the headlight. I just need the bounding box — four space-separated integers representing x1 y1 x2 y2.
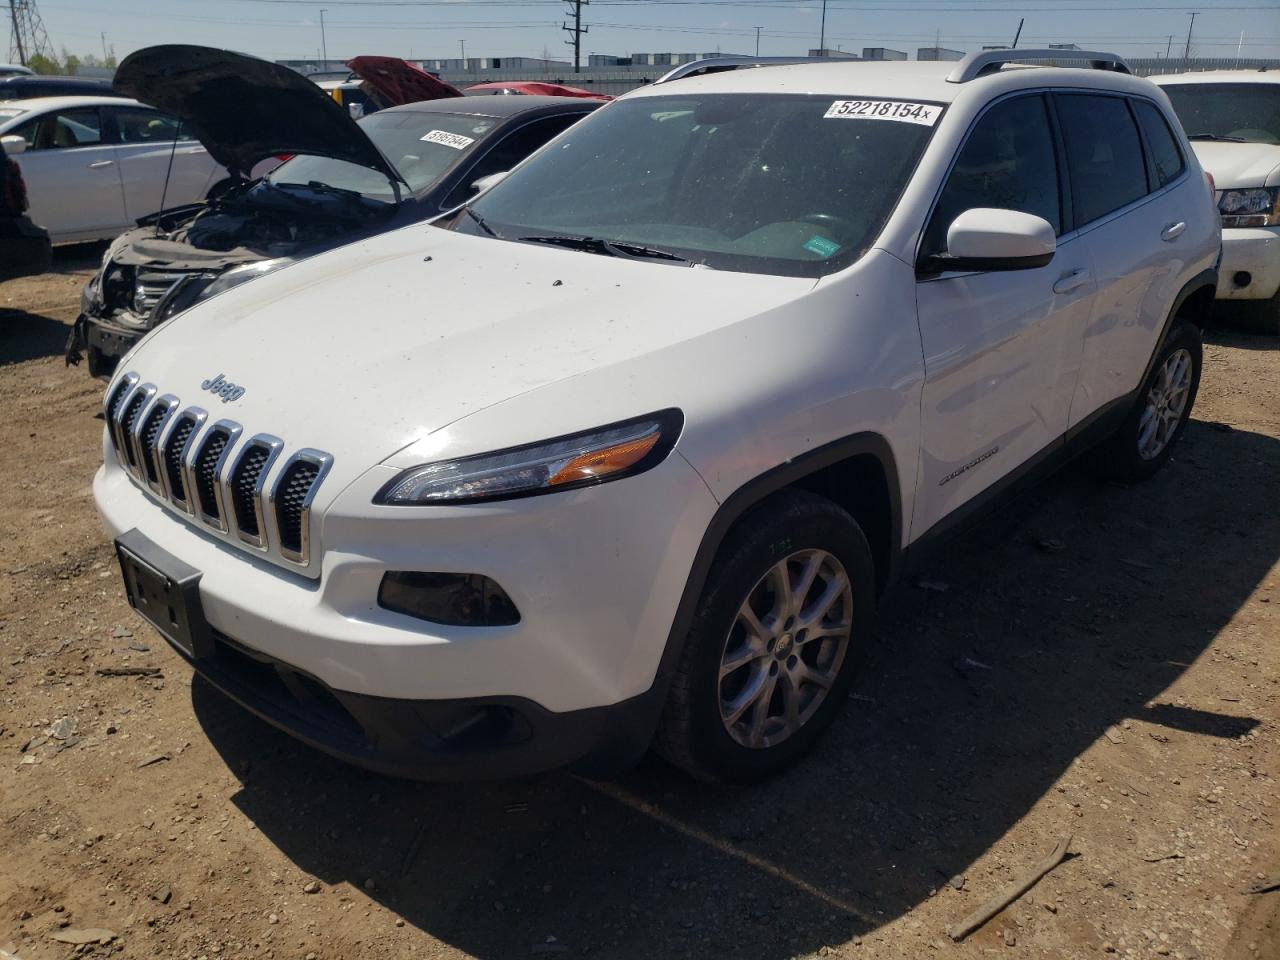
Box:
199 258 293 301
375 410 683 505
1218 187 1280 228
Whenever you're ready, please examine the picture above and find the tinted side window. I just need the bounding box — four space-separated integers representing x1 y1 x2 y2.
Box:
922 95 1060 258
443 114 585 208
114 108 193 144
1056 94 1148 226
1133 100 1185 187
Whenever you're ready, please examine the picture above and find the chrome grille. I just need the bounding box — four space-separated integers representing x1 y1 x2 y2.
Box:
133 269 188 316
102 371 332 572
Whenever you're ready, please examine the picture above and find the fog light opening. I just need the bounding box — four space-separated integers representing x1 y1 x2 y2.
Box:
1232 271 1252 289
378 571 520 626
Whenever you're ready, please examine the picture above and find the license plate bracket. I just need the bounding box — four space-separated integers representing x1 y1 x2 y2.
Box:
115 528 213 660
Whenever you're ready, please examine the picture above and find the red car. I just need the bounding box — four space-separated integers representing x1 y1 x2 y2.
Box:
465 81 611 101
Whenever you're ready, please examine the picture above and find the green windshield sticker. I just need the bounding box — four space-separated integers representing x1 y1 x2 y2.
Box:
803 235 841 258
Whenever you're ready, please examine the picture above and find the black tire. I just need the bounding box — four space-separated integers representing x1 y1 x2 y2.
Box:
655 489 877 783
1095 321 1202 482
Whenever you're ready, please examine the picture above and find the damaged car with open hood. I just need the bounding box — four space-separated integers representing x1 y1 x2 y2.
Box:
68 44 602 377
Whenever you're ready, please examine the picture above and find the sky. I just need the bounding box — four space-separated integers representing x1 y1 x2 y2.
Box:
19 0 1280 66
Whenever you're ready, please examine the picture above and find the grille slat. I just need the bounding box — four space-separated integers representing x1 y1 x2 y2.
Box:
163 415 197 505
119 394 148 467
138 404 171 486
276 460 320 557
193 429 230 521
230 444 270 539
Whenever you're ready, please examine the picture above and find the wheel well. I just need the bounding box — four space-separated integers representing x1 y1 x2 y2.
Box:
1177 283 1215 329
791 453 894 595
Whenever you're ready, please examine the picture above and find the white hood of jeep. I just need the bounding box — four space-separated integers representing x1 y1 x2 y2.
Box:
1190 140 1280 189
122 224 813 493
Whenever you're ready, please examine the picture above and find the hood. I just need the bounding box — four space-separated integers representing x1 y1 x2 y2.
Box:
122 225 812 497
465 81 612 101
1189 140 1280 189
346 56 463 106
113 44 401 183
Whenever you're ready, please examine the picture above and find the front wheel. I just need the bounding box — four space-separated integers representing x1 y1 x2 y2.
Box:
1095 322 1202 482
655 490 877 783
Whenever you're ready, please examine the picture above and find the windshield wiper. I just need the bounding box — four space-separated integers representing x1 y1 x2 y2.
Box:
464 206 499 238
517 233 689 263
1187 133 1247 143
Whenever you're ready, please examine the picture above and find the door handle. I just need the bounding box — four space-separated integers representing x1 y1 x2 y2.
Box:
1052 269 1090 295
88 160 114 169
1160 221 1186 242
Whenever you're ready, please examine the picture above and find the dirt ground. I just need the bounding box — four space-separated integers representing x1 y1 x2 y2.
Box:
0 245 1277 960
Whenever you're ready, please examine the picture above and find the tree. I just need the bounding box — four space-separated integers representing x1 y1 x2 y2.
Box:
25 53 60 75
62 51 81 75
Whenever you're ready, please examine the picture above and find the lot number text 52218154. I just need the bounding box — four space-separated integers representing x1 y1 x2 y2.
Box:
823 99 942 126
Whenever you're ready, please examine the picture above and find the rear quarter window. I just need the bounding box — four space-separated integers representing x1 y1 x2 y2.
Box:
1133 100 1186 188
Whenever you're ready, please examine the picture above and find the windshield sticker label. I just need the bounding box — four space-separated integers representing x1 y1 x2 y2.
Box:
803 235 842 257
421 129 476 149
824 100 942 126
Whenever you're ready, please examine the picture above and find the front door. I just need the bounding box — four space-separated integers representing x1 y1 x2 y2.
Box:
10 106 126 241
911 93 1095 539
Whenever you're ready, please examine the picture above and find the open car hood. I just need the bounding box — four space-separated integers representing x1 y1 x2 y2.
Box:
346 56 463 106
113 44 401 183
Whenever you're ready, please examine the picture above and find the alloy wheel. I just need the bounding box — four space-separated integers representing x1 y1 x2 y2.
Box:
1137 347 1193 461
717 549 854 749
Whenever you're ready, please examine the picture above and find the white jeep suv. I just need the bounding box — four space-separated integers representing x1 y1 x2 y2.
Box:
95 51 1219 783
1153 70 1280 333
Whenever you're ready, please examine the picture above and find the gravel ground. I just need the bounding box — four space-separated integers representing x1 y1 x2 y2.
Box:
0 246 1277 960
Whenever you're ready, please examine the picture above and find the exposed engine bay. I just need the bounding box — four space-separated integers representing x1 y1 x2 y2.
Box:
67 177 394 377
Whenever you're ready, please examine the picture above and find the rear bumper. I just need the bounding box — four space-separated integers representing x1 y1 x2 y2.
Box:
1216 226 1280 301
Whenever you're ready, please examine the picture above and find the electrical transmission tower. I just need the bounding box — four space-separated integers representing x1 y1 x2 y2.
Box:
7 0 54 67
562 0 588 74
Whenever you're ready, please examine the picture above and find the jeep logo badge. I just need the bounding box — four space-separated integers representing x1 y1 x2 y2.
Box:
201 373 245 404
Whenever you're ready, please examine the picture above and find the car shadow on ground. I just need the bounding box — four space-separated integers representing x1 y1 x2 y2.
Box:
0 241 105 366
192 418 1278 959
0 308 70 366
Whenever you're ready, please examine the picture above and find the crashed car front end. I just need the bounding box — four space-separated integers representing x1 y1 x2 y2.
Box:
69 208 291 378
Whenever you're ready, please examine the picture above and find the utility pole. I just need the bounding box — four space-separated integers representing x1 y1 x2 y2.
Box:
562 0 588 74
9 2 26 64
459 38 465 64
1011 17 1024 49
819 0 827 53
1183 11 1198 59
1165 34 1173 57
319 8 328 64
100 31 107 60
754 25 761 57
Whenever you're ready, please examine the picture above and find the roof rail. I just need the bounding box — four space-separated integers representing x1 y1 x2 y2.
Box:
947 49 1130 84
654 55 848 85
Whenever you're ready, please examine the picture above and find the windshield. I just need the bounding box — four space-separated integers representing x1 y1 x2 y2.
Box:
267 110 497 201
462 93 940 277
1162 83 1280 145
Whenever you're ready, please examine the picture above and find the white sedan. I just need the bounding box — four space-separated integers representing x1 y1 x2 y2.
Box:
0 96 227 243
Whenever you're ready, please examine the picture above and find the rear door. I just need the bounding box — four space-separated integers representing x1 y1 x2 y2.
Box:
8 105 126 241
912 93 1096 538
107 106 222 220
1057 94 1196 426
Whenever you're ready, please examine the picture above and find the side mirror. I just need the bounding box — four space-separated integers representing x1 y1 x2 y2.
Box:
926 207 1055 273
470 170 509 195
1 135 27 156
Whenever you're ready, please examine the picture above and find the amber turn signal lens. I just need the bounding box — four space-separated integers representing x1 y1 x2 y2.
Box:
548 431 661 486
